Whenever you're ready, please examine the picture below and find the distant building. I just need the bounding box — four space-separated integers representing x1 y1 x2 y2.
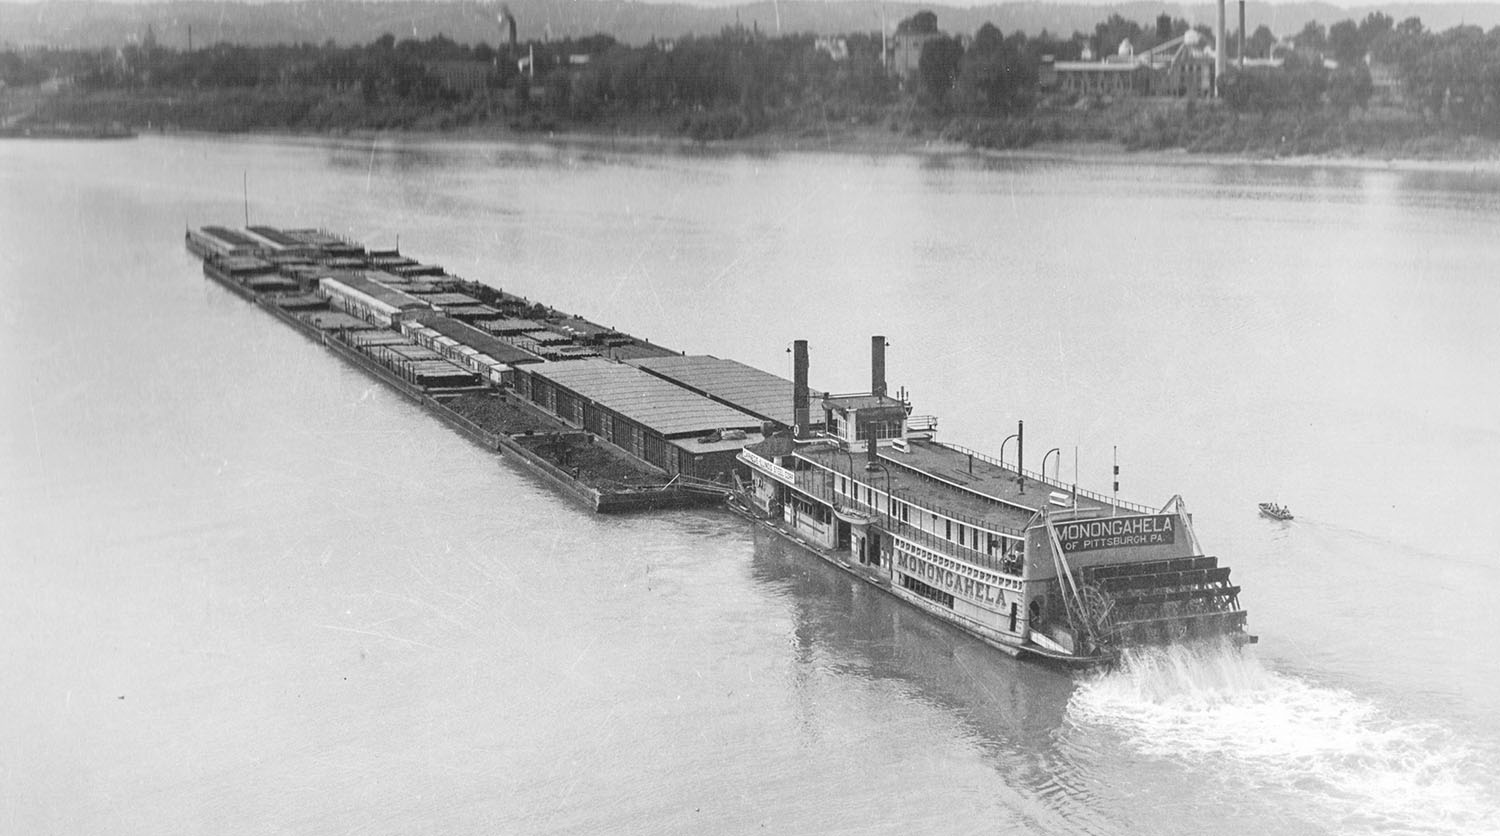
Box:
428 61 493 96
889 29 943 80
1368 60 1404 105
1042 31 1215 99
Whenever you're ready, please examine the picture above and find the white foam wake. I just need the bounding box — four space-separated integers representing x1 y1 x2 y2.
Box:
1067 641 1500 836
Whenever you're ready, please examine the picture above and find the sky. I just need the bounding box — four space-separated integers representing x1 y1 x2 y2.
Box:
0 0 1479 6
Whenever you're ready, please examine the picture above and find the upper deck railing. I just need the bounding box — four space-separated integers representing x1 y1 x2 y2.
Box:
930 440 1156 516
790 425 1155 517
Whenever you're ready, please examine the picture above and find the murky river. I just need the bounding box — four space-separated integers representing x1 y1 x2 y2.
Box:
3 135 1499 834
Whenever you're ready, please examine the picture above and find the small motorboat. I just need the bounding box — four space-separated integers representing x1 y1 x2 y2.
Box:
1258 502 1293 521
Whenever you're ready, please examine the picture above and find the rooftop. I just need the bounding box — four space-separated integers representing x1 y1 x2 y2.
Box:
823 393 906 412
321 272 431 311
601 343 682 361
298 310 377 332
246 226 308 248
1052 61 1150 72
527 358 763 438
793 437 1139 534
551 316 620 340
477 317 547 334
219 255 274 274
410 315 543 365
412 292 481 307
629 354 825 427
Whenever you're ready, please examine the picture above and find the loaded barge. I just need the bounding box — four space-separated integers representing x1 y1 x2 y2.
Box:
186 224 1253 664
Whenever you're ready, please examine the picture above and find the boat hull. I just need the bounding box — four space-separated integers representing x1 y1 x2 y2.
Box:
728 500 1107 667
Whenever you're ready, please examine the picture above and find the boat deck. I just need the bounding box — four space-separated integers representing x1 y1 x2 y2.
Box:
793 437 1143 536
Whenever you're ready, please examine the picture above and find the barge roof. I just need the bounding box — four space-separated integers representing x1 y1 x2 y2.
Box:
526 358 763 438
409 315 543 365
411 292 480 307
321 273 431 311
477 317 547 335
246 226 305 248
601 343 681 361
628 355 825 427
299 310 377 331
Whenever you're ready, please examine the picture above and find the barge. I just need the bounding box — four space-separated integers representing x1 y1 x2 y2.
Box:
185 223 1253 664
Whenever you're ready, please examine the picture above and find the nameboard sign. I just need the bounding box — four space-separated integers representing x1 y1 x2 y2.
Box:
1056 514 1176 553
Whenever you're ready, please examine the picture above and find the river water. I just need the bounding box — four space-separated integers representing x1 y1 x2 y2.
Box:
3 135 1499 835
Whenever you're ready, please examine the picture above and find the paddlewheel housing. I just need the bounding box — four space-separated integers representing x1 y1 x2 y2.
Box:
1077 555 1249 650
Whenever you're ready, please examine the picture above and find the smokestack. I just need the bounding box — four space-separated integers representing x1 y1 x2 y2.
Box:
1017 420 1025 494
499 4 517 52
792 340 810 439
1238 0 1246 69
871 335 886 399
1216 0 1226 96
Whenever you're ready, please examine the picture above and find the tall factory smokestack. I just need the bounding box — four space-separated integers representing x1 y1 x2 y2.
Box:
871 335 886 399
1238 0 1246 69
499 4 517 52
792 340 810 439
1216 0 1226 96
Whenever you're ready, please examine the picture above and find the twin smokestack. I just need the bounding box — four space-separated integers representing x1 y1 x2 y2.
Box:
789 336 888 443
792 339 810 438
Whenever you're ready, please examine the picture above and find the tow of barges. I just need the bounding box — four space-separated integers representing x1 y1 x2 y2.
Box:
185 223 1254 665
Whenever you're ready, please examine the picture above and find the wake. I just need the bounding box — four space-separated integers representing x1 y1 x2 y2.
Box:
1068 640 1500 836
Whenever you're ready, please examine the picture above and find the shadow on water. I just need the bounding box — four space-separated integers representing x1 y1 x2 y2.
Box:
745 526 1074 736
742 526 1130 832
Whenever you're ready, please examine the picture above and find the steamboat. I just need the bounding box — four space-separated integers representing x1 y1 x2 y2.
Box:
736 339 1252 664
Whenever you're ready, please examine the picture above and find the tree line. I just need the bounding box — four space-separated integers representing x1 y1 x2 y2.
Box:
8 9 1500 140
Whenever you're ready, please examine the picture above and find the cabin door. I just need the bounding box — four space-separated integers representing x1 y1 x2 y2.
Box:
836 520 851 551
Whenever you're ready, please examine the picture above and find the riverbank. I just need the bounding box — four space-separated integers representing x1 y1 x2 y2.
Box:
33 86 1500 172
170 120 1500 179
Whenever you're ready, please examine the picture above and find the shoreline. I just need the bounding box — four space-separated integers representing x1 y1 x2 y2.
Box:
141 121 1500 177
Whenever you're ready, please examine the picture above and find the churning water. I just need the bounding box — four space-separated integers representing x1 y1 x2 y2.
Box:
1070 641 1500 835
4 135 1500 835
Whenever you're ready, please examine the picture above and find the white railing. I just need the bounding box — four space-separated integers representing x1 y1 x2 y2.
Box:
933 440 1155 515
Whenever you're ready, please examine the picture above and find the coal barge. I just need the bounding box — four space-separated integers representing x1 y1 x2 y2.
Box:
187 224 1253 664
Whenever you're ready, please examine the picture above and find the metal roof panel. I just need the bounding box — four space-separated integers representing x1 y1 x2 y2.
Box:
528 359 762 437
